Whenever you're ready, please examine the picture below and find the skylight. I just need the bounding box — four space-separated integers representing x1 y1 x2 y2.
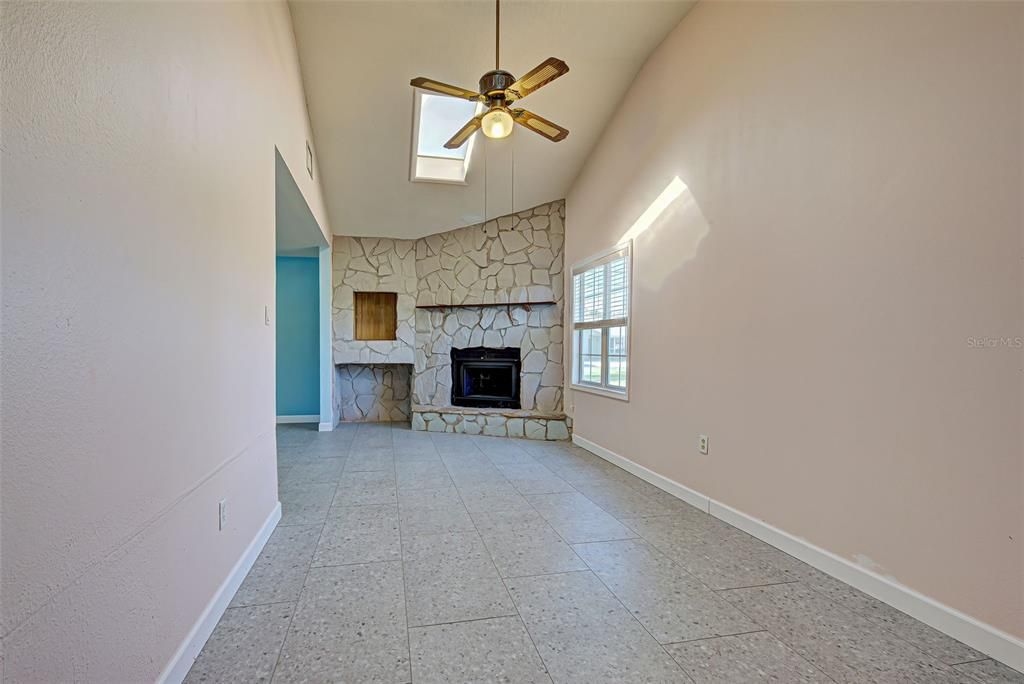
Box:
411 91 480 184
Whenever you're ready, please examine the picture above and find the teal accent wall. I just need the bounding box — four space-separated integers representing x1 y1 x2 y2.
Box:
276 256 320 415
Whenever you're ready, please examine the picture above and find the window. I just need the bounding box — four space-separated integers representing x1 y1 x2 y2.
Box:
571 244 631 399
410 91 481 184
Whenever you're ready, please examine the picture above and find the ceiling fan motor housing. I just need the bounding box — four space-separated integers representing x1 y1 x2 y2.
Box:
480 70 516 103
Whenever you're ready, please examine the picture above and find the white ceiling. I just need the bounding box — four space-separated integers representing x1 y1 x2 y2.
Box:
290 0 695 239
275 149 328 256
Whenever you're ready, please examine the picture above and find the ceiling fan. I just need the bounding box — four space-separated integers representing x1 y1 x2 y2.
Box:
410 0 569 149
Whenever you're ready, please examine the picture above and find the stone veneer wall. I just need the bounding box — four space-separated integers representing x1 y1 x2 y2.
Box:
332 238 416 364
412 201 565 415
334 364 411 422
332 200 568 437
413 305 562 412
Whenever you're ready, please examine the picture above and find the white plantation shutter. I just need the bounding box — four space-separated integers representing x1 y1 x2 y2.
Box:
571 244 631 395
607 256 628 320
572 249 629 328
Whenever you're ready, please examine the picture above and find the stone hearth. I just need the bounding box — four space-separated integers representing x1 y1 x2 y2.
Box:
411 405 571 440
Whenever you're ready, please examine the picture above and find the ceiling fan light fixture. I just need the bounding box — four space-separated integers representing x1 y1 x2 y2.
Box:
411 0 569 149
481 106 514 139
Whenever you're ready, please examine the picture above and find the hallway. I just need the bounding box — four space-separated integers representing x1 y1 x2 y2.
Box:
185 424 1019 683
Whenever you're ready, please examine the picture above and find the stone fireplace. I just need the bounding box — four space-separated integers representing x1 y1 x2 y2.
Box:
331 200 571 439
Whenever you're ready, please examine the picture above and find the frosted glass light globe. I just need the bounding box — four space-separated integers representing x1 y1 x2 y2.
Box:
481 107 514 139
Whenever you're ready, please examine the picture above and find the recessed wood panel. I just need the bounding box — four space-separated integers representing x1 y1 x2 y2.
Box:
354 292 397 341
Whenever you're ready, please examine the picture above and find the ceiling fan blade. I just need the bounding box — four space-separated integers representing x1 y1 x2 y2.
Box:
410 77 483 102
505 58 569 101
444 115 484 149
511 109 568 143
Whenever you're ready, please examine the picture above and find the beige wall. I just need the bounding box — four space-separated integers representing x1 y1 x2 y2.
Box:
0 2 329 680
566 1 1023 639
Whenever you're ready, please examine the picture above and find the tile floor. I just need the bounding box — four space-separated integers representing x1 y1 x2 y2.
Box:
185 423 1023 683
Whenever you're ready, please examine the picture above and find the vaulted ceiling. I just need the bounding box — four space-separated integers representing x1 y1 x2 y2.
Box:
289 0 695 239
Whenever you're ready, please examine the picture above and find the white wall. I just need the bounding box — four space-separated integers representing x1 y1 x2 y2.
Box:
567 1 1023 641
0 2 330 679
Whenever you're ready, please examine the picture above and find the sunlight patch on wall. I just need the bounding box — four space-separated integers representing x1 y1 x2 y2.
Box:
618 176 688 246
618 176 710 290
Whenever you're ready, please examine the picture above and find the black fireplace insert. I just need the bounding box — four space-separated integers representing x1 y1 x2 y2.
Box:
450 347 521 409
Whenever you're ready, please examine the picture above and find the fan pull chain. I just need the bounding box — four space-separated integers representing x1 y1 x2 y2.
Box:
483 134 488 226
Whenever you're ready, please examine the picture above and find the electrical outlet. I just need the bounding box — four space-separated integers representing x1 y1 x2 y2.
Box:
218 499 228 531
698 434 709 455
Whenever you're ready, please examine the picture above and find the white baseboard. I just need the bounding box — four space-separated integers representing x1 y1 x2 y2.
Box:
158 502 282 684
317 421 334 432
574 435 711 513
276 415 319 424
572 433 1024 674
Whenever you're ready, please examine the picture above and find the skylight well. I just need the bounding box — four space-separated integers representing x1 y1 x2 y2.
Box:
411 92 481 184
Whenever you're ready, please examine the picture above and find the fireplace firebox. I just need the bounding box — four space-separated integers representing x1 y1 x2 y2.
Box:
451 347 521 409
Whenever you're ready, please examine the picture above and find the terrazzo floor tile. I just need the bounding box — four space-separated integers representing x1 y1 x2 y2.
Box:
664 631 832 684
349 434 394 448
393 447 442 464
278 482 336 526
469 508 552 534
484 451 539 467
398 487 476 536
276 447 321 469
445 465 509 488
670 538 803 591
796 565 985 665
953 659 1024 683
344 448 395 472
396 462 454 490
506 570 688 683
623 514 801 590
233 427 1024 683
230 524 321 608
625 481 703 513
184 603 294 684
526 492 638 544
430 434 482 455
497 463 577 495
456 482 535 513
402 530 517 627
720 581 974 683
312 504 401 566
276 427 317 448
572 481 675 518
278 458 345 486
334 469 398 506
398 484 465 509
572 539 758 643
479 524 587 578
296 441 351 460
546 464 625 488
409 616 552 684
525 491 616 518
273 561 409 683
338 467 397 487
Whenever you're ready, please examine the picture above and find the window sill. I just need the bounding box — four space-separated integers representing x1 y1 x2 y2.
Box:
410 176 469 186
570 383 629 402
